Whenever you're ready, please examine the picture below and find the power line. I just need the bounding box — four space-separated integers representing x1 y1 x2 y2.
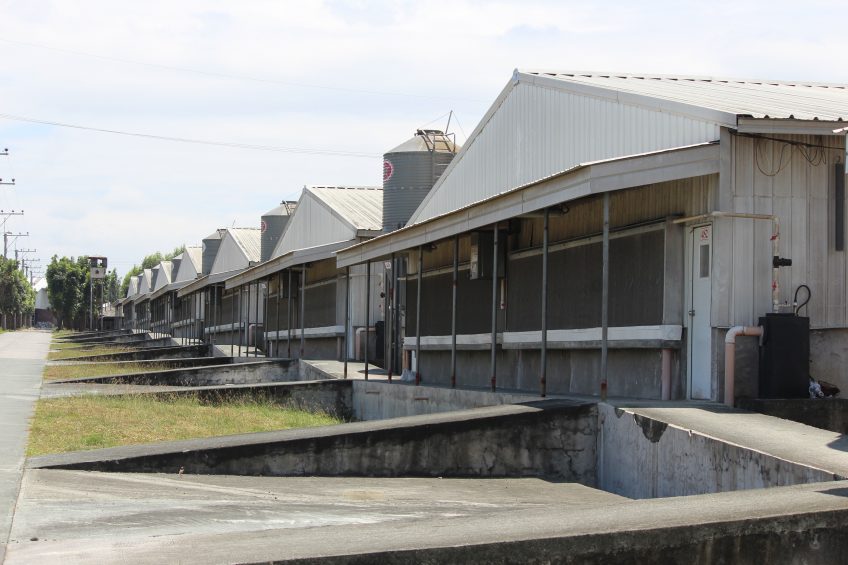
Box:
0 113 381 158
0 37 485 104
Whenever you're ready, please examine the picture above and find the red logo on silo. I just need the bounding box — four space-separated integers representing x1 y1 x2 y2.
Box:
383 159 394 182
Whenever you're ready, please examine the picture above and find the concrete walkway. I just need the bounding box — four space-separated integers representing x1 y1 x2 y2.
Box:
0 330 51 563
6 471 848 564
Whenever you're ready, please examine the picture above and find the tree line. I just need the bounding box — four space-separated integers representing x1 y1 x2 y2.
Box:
45 256 119 330
0 257 35 330
42 245 186 330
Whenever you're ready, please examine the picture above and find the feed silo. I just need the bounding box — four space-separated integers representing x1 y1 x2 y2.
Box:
260 201 297 262
382 129 458 232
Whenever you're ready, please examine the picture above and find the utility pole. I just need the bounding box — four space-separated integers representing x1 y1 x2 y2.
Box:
0 210 24 232
3 232 28 259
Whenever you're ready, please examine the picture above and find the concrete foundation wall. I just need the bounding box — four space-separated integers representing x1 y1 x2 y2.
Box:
60 360 298 386
597 404 838 499
738 398 848 434
810 328 848 393
66 344 211 362
152 381 354 420
33 401 598 483
352 380 540 420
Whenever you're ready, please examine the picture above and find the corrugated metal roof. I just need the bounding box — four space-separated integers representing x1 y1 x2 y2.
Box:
307 186 383 231
522 71 848 121
229 227 262 262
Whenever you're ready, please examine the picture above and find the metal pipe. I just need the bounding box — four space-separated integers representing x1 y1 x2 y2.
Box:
300 267 306 359
724 326 764 406
344 266 350 378
451 235 458 388
541 207 549 398
415 246 422 386
287 269 292 358
364 260 370 380
601 192 610 400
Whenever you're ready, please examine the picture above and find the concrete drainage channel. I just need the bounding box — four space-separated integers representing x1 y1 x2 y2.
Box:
20 359 848 563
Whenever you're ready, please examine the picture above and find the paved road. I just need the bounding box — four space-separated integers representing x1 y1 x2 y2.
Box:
0 330 51 564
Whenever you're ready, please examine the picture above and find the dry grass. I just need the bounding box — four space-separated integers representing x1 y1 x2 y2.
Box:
53 329 79 339
43 362 173 381
48 345 136 360
27 393 343 456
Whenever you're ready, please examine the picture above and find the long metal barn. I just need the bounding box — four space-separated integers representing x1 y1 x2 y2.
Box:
337 71 848 403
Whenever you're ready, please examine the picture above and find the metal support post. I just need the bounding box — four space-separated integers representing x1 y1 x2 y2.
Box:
275 272 281 357
364 260 370 380
541 207 549 397
237 288 243 357
287 269 292 358
255 281 260 357
415 247 422 386
300 267 306 359
601 192 610 400
387 253 394 382
451 235 458 388
490 225 499 392
344 266 350 378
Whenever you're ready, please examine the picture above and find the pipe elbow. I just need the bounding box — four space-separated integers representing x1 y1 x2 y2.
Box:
725 325 763 344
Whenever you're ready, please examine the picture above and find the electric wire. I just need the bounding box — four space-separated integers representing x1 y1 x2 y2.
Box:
0 37 486 103
0 113 381 158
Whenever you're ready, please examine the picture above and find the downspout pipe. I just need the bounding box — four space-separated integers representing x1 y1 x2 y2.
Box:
724 325 763 406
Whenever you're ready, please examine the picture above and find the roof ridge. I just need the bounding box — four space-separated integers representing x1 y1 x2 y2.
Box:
520 70 848 89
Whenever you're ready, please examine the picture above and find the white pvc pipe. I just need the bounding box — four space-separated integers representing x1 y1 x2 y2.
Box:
724 325 764 406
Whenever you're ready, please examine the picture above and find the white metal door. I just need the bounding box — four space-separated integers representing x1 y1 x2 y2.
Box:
688 225 713 400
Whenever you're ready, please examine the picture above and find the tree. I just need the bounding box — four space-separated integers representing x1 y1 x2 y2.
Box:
46 255 88 330
0 257 35 329
104 268 120 303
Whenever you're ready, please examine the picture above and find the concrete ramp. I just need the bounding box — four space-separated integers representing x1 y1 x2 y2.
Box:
29 400 598 482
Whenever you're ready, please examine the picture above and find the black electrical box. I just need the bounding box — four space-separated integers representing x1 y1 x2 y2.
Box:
758 313 809 398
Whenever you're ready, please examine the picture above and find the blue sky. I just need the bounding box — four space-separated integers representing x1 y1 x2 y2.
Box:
0 0 845 280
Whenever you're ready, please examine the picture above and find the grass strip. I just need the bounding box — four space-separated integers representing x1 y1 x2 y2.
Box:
27 392 343 456
43 362 174 381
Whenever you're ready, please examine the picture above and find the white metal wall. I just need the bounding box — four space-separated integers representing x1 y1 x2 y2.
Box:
410 81 721 224
173 252 198 283
273 191 355 257
712 133 847 329
210 232 249 274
